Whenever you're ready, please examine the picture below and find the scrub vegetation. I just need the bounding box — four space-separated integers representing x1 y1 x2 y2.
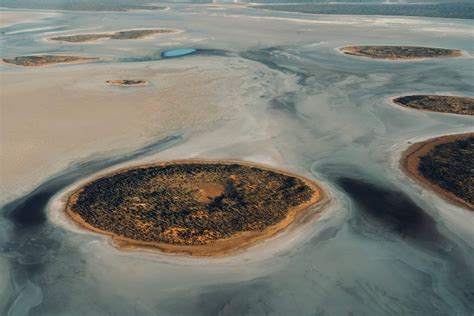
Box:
67 162 318 246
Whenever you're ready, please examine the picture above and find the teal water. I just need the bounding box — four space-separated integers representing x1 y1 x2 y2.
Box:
162 48 197 58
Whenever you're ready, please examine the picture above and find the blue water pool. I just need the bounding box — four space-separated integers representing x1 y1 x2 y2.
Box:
162 48 197 58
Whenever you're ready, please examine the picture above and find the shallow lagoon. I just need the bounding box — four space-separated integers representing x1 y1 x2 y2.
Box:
1 3 473 316
162 48 197 58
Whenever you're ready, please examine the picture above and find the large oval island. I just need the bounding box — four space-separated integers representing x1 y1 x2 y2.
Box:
65 160 325 256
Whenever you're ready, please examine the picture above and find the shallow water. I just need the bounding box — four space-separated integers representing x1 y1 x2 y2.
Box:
162 48 197 58
1 4 474 316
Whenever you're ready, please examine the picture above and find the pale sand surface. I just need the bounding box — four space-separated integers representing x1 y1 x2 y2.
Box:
401 132 473 211
63 159 327 256
0 11 58 28
0 56 289 203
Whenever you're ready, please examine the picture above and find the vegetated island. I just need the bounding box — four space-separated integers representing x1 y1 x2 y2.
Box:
402 133 473 210
339 46 463 60
65 160 325 256
50 29 175 43
393 95 474 116
2 55 98 67
106 80 149 87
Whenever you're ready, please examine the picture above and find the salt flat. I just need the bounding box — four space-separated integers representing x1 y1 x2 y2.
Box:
1 3 473 315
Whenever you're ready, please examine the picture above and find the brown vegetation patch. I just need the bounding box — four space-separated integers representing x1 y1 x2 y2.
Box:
106 79 149 87
401 133 474 210
393 95 474 116
2 55 98 67
65 160 326 256
50 29 175 43
340 46 462 60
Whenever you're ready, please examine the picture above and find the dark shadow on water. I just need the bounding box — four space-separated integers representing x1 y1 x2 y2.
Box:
334 176 474 310
337 177 439 242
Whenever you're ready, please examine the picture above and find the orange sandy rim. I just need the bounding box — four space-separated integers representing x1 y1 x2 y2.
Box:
65 160 328 256
401 133 474 211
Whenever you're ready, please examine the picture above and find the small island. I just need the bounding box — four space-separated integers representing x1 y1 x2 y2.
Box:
339 46 463 60
65 161 324 256
50 29 175 43
2 55 98 67
106 80 149 87
393 95 474 116
402 133 473 210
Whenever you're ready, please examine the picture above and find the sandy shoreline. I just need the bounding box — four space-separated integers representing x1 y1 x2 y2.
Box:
64 159 328 257
401 132 473 211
